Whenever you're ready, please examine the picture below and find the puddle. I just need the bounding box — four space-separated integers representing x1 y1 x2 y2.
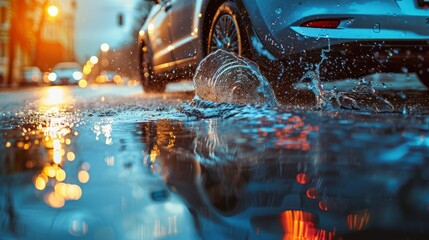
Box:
146 111 429 239
1 49 429 239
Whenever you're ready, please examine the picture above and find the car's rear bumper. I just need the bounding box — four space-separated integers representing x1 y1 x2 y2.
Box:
243 0 429 58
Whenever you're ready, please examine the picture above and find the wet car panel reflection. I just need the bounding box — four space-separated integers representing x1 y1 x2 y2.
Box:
140 111 429 239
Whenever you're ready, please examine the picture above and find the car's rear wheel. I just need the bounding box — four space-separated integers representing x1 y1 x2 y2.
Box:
140 44 166 93
207 2 249 57
207 2 299 104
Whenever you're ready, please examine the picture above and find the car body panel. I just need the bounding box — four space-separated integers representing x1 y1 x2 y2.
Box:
144 3 175 71
140 0 206 74
168 0 200 62
242 0 429 57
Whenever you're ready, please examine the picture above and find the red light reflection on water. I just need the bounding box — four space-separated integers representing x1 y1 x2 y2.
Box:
280 210 337 240
306 187 319 199
347 210 370 231
258 115 319 151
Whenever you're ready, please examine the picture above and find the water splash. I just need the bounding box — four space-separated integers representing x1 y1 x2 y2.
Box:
188 41 395 116
193 49 278 107
301 72 395 113
299 39 395 113
180 96 251 119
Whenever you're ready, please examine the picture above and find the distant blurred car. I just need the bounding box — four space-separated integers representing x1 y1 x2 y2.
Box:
49 62 83 85
95 71 118 84
102 71 117 83
104 71 117 83
22 66 43 85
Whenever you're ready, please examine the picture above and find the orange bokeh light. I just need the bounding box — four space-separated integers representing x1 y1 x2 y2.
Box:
280 210 336 240
78 170 90 184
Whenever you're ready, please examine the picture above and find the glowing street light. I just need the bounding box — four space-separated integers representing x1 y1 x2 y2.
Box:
47 5 59 17
100 44 110 70
100 43 110 52
89 56 99 64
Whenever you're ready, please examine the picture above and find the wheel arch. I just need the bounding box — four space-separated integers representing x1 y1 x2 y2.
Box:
199 0 256 59
199 0 225 58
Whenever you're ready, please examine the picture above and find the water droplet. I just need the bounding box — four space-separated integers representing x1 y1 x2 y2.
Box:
373 23 381 33
346 19 353 27
275 8 282 14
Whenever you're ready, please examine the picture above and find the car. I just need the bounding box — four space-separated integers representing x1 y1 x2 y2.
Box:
100 71 117 83
48 62 83 85
138 0 429 100
21 66 43 85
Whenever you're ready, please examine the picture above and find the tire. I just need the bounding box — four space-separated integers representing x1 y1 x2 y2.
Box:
207 2 250 57
140 43 166 93
206 2 299 104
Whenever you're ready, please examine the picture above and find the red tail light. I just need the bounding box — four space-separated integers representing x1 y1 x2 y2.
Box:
301 19 341 28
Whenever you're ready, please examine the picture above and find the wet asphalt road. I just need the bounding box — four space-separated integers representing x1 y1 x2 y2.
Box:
0 84 197 239
1 82 429 240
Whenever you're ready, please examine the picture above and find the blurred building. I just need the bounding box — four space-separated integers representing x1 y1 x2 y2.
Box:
0 0 77 87
36 0 77 72
0 0 10 85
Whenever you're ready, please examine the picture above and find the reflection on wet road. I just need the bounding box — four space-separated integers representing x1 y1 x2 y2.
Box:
1 85 197 239
1 84 429 239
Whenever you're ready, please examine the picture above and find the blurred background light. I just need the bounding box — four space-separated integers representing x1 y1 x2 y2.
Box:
100 43 110 52
47 5 59 17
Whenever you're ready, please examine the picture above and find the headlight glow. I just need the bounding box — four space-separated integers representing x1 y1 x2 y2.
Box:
48 72 57 81
72 71 83 80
